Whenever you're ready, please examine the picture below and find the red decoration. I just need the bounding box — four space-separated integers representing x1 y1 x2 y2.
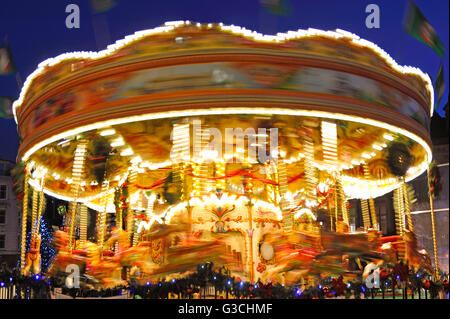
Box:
256 262 267 273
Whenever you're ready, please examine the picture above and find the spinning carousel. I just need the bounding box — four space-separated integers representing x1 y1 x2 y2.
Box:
12 21 436 288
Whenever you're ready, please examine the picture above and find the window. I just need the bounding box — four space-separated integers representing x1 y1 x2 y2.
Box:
0 209 5 224
0 234 5 249
0 185 6 200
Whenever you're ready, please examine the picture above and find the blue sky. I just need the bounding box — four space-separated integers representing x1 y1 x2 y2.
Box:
0 0 448 161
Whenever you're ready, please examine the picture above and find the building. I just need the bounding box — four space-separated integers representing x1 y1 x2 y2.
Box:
409 104 449 273
0 159 20 267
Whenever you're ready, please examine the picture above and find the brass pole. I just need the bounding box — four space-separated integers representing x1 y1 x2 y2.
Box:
247 200 254 283
98 181 110 256
79 204 88 244
328 195 334 232
35 176 46 239
402 180 413 232
68 140 88 252
20 173 29 273
427 166 439 278
30 188 39 244
361 199 371 230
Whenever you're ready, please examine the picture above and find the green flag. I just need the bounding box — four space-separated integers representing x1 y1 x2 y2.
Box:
0 97 13 119
91 0 117 14
260 0 291 16
403 1 445 58
434 62 445 109
0 46 15 75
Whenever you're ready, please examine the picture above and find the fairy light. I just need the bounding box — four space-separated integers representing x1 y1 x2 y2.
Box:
215 161 226 190
13 22 434 126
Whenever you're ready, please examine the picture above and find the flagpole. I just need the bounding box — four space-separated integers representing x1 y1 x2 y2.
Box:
92 13 111 50
15 72 23 89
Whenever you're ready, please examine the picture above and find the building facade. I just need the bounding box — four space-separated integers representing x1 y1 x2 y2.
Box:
0 159 20 267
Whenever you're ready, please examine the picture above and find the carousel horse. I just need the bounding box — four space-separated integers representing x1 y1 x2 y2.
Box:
142 232 235 280
260 231 322 284
24 234 41 276
47 231 88 277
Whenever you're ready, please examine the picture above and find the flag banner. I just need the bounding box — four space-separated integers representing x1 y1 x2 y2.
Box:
260 0 291 16
434 62 445 108
403 1 445 58
0 46 16 75
91 0 117 14
0 97 13 119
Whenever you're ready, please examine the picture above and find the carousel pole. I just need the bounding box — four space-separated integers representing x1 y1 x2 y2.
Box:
68 140 88 252
245 166 255 283
327 194 334 231
393 187 405 237
335 173 349 228
402 179 413 232
368 197 378 230
247 199 254 283
427 164 439 278
321 121 339 231
98 180 110 256
35 175 46 239
128 168 138 245
363 163 378 229
20 172 30 273
79 204 88 244
360 199 371 230
30 188 39 243
334 180 338 227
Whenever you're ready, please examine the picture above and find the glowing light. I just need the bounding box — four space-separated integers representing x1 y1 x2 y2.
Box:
383 134 394 141
120 148 134 156
372 144 383 151
110 138 125 147
294 208 316 221
99 129 116 136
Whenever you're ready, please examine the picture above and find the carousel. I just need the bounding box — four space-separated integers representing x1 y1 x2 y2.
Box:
11 21 437 289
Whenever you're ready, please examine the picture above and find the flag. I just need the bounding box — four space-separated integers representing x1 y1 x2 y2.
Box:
260 0 291 16
0 46 15 75
91 0 117 14
0 97 13 119
403 1 445 58
434 62 445 109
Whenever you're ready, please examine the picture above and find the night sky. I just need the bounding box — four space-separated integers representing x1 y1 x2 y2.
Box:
0 0 448 162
